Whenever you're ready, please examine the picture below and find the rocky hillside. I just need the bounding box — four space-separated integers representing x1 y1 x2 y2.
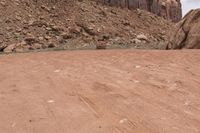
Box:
96 0 182 22
0 0 173 52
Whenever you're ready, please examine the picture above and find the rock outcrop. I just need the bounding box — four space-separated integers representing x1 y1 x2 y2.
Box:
166 9 200 49
97 0 182 22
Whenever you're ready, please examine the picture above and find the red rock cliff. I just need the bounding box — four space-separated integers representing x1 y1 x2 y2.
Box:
97 0 182 22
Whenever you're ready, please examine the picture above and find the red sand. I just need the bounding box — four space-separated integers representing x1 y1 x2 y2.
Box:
0 49 200 133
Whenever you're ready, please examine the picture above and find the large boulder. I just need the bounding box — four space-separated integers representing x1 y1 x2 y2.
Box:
166 9 200 49
96 0 182 22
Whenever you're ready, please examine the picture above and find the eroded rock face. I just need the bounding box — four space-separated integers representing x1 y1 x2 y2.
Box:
97 0 182 22
166 9 200 49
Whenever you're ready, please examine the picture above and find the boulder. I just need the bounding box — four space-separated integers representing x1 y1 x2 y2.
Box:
136 34 148 42
0 43 7 51
3 44 17 53
166 9 200 49
97 0 182 22
24 36 37 45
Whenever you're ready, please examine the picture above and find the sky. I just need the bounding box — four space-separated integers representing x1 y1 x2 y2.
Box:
182 0 200 16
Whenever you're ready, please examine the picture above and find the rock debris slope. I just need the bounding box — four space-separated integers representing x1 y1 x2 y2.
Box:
0 0 173 52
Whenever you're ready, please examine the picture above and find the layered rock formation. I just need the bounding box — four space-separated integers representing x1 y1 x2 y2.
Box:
97 0 182 22
166 9 200 49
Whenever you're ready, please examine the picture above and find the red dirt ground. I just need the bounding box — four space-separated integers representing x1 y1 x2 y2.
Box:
0 49 200 133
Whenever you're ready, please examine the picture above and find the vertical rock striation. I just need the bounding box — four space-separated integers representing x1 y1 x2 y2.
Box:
97 0 182 22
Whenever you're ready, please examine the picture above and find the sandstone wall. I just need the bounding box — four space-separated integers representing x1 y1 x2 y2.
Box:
166 9 200 49
97 0 182 22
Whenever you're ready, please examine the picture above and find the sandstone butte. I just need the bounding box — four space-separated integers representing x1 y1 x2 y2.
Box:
96 0 182 22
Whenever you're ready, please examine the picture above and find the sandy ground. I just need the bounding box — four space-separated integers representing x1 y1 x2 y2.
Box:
0 49 200 133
